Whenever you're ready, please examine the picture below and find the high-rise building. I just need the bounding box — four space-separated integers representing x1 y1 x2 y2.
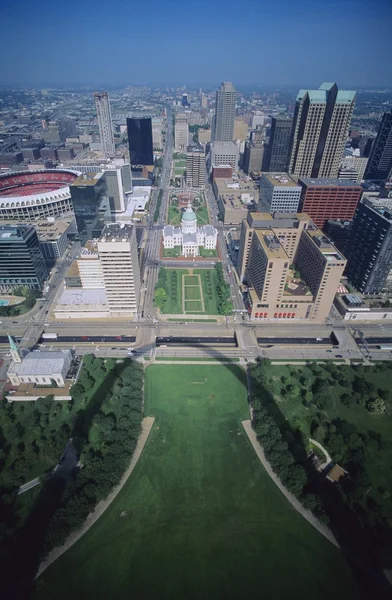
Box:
264 116 293 172
77 240 104 289
174 112 189 152
243 131 266 174
104 163 132 212
298 178 362 229
69 172 107 241
364 111 392 181
210 141 239 170
201 93 208 109
97 223 140 317
259 173 301 214
126 118 154 166
213 82 236 142
93 92 115 158
237 212 309 283
289 83 356 178
233 118 249 142
198 128 211 145
0 224 47 291
345 198 392 294
245 220 346 322
186 147 206 188
338 156 368 183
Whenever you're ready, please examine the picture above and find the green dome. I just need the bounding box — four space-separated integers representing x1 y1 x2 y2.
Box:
182 209 197 221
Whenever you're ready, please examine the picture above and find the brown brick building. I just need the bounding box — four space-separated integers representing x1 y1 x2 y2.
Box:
298 178 362 229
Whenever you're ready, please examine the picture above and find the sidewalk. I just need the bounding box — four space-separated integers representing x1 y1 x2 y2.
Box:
242 419 338 548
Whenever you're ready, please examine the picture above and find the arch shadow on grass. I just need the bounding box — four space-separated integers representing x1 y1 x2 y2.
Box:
2 357 135 600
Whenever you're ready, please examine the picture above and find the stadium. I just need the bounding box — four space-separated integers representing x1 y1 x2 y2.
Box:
0 170 80 220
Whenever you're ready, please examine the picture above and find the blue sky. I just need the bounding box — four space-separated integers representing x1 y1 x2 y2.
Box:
1 0 391 87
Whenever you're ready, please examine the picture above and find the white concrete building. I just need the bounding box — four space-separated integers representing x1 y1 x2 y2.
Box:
175 113 189 152
104 163 132 212
210 141 239 170
163 202 217 257
77 240 104 289
97 223 140 317
259 172 302 213
8 349 72 387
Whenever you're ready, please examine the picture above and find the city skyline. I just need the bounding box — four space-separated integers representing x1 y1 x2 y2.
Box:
1 0 391 87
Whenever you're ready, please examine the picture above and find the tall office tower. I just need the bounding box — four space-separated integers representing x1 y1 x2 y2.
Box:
97 223 140 317
298 178 362 229
104 163 132 212
0 224 47 291
77 241 104 289
94 92 115 158
364 111 392 181
186 147 206 188
245 221 346 322
243 131 266 174
201 93 208 109
210 141 239 170
289 82 356 178
259 173 302 213
213 82 236 142
126 118 154 166
233 118 249 142
174 112 189 151
237 212 309 283
345 198 392 294
264 116 293 172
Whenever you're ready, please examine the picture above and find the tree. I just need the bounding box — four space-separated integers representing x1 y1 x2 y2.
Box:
154 287 167 310
366 397 386 414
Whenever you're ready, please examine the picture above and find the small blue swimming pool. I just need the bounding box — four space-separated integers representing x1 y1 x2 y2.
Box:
0 299 10 306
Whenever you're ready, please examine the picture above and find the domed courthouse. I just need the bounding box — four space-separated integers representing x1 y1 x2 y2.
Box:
163 202 218 257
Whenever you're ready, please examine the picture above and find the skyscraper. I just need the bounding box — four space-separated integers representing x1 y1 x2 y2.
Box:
97 223 140 317
364 111 392 181
289 83 356 178
93 92 115 158
0 224 47 291
174 112 189 151
345 198 392 294
264 116 293 172
213 82 236 142
126 118 154 166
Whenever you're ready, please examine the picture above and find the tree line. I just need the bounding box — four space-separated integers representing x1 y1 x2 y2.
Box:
0 287 42 317
249 358 392 572
214 264 233 315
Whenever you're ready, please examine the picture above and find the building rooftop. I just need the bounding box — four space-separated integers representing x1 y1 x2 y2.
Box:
79 239 99 257
65 260 80 278
57 288 107 305
307 230 346 260
9 350 71 376
99 222 135 242
255 230 289 260
299 177 361 187
262 173 300 188
71 172 104 186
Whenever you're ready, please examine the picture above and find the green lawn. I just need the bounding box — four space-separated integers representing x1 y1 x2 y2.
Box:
168 205 181 225
174 159 186 168
194 269 220 315
184 300 203 312
199 247 218 258
35 365 361 600
156 269 220 315
154 357 240 362
267 363 392 508
159 268 188 314
184 275 199 285
184 286 201 300
163 247 181 258
196 205 210 225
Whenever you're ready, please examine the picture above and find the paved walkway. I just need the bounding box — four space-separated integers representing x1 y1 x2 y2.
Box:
242 419 338 548
36 416 155 579
18 477 41 495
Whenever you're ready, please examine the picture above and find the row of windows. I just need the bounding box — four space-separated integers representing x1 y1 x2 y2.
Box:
254 312 296 319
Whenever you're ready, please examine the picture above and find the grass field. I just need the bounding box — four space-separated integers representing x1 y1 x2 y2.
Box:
184 300 203 312
184 275 198 285
157 268 220 315
35 365 361 600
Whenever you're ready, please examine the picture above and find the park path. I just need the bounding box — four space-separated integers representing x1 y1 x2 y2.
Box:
36 416 155 579
242 419 338 548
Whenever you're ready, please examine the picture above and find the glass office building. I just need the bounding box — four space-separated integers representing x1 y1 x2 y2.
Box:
0 224 48 291
126 118 154 166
